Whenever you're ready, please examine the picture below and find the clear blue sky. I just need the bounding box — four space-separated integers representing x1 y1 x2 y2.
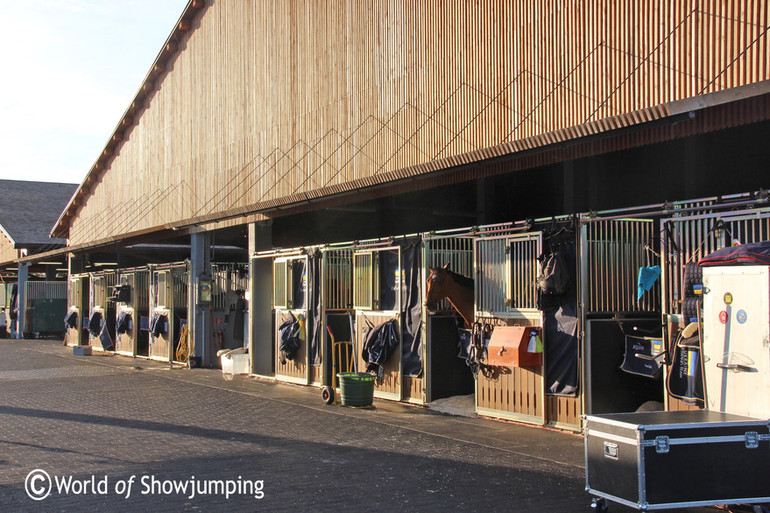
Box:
0 0 189 185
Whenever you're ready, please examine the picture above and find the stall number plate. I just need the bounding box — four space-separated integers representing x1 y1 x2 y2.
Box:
603 442 619 460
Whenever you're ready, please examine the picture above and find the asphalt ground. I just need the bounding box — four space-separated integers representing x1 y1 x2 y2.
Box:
0 338 757 512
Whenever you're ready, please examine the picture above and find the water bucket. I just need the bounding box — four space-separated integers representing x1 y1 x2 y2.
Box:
337 372 375 407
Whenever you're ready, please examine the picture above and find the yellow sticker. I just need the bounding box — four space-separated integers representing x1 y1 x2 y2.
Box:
724 292 733 305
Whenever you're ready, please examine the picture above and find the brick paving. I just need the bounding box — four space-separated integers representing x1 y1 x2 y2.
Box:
0 339 726 512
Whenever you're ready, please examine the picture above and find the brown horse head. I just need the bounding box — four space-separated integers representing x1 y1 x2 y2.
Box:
425 263 452 311
425 264 475 328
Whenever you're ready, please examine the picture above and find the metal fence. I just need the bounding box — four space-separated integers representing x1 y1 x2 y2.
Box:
475 231 541 318
661 208 770 315
581 218 658 313
324 249 353 310
212 264 248 311
26 281 67 300
424 235 474 312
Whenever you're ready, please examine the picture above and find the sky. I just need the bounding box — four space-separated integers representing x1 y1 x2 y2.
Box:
0 0 189 185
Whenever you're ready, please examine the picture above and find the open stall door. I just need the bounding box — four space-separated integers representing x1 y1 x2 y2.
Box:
580 217 663 420
250 256 274 377
422 232 475 405
474 230 545 425
321 247 355 390
211 264 249 360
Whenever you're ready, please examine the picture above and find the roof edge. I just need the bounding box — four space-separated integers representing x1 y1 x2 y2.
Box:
51 0 207 239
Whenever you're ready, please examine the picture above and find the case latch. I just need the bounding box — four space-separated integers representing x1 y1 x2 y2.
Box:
655 436 670 454
745 432 759 449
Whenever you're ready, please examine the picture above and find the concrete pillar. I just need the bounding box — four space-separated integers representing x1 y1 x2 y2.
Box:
14 263 28 338
189 231 213 366
248 220 274 376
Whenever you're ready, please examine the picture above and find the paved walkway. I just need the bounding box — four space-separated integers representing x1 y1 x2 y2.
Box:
0 339 738 512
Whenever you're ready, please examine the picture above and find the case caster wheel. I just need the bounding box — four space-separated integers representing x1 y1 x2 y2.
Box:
591 498 608 512
321 386 334 405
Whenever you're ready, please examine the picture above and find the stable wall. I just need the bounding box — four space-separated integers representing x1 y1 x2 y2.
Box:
62 0 770 247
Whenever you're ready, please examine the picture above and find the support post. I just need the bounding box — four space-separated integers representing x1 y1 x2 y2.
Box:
14 263 29 338
190 231 212 366
248 220 274 376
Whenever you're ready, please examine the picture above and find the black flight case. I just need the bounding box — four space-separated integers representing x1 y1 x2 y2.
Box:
585 410 770 511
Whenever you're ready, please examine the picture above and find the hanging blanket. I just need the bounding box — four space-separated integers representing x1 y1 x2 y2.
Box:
64 310 78 330
149 313 168 338
362 319 399 373
278 314 302 364
88 311 103 337
116 311 131 334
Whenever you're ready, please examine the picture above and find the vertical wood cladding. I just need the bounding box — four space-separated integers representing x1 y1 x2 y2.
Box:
67 1 769 244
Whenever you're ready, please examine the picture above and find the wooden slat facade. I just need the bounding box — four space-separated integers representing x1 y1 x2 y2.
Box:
59 0 770 246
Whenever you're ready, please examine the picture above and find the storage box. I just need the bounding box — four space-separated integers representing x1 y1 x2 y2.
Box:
221 352 250 375
485 326 542 367
73 345 92 356
585 410 770 511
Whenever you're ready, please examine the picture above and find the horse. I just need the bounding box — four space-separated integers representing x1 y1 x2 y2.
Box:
425 263 475 328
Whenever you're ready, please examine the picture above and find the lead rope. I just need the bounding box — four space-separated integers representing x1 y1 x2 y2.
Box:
468 322 493 379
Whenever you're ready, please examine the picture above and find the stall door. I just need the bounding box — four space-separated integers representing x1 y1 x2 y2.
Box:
354 247 403 401
474 232 545 425
274 256 310 385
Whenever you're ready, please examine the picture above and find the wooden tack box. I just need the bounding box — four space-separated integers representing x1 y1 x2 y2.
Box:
585 410 770 511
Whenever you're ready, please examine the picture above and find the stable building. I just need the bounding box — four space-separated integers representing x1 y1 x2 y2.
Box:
0 179 77 336
22 1 770 430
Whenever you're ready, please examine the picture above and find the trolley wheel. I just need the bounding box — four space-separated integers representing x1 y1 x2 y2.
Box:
590 498 608 512
321 386 335 405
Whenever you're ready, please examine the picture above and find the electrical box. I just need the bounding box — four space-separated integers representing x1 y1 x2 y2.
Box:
198 279 212 304
702 265 770 418
486 326 542 367
112 284 131 303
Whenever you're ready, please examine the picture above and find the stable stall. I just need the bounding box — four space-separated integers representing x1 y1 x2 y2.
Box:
148 262 189 363
211 263 249 356
88 271 118 351
271 250 314 385
352 236 423 403
421 229 476 405
252 245 349 386
319 245 355 392
65 273 90 346
472 222 547 425
659 195 770 411
114 267 150 357
578 213 663 422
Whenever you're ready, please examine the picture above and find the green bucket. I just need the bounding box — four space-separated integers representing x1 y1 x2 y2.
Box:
337 372 375 407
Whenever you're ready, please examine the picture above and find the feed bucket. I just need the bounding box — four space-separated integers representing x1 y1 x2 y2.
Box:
337 372 375 407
